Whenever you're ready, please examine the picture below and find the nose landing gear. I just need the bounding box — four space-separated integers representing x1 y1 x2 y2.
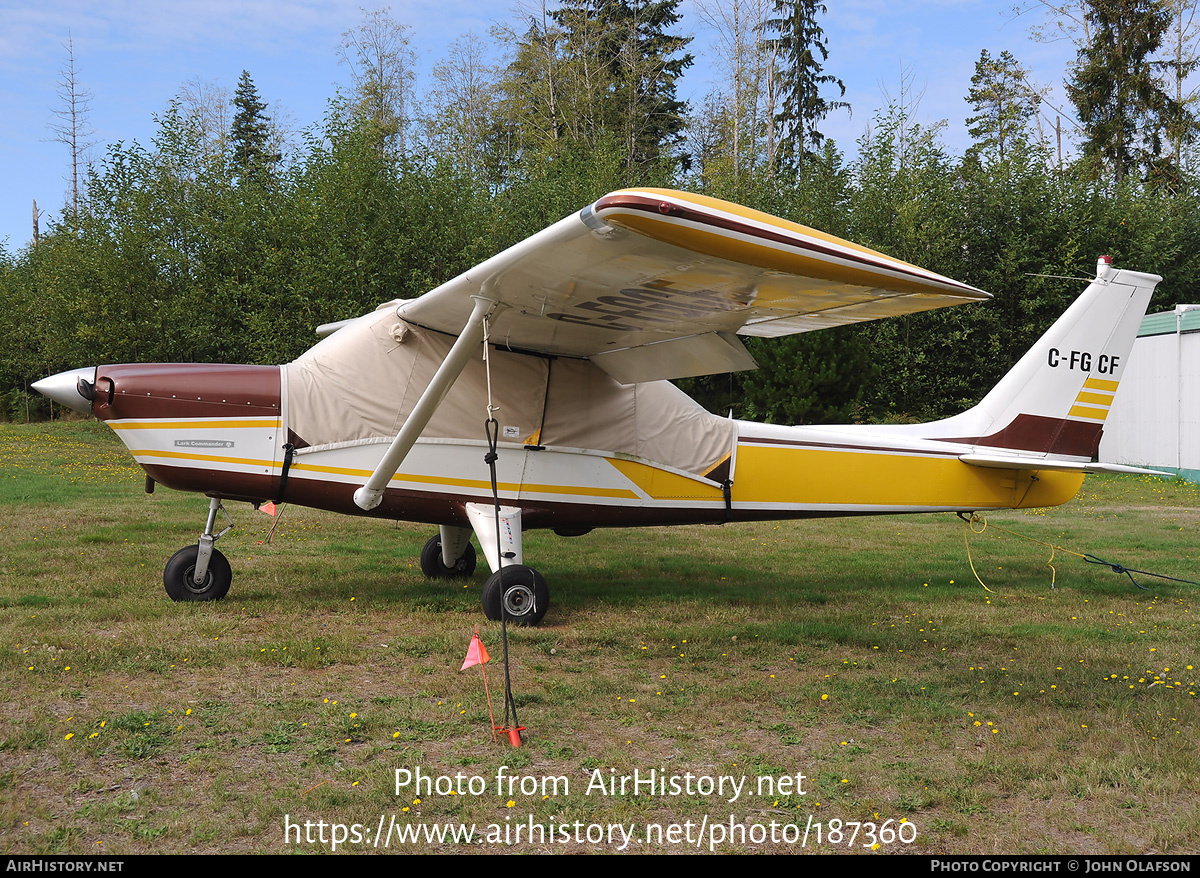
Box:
164 497 233 601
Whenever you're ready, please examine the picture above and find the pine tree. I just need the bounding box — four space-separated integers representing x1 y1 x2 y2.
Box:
546 0 694 170
764 0 848 175
965 50 1041 165
230 70 276 182
1067 0 1179 184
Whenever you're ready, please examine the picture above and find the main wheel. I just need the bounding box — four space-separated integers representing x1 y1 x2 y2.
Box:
482 566 549 626
163 545 232 602
419 535 477 579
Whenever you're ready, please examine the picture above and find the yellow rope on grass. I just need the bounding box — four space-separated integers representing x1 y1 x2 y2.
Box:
959 512 1079 592
956 512 1198 592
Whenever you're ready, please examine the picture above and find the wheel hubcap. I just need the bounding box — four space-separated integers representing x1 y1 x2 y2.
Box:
185 567 211 594
502 584 535 617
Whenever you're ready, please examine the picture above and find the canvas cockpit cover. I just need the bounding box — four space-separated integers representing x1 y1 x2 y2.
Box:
285 307 736 478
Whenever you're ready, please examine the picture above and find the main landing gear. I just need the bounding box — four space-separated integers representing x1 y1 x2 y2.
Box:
481 566 549 627
419 532 477 579
419 510 550 626
164 497 233 601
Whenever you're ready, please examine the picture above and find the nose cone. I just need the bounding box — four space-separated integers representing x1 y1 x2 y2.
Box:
32 367 97 414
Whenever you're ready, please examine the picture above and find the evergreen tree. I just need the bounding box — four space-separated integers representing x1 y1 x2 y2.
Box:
546 0 694 170
604 0 694 169
1066 0 1180 184
764 0 848 175
230 70 276 182
964 50 1041 165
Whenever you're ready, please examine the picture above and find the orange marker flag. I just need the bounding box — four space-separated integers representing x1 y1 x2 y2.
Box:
461 629 490 671
260 501 277 516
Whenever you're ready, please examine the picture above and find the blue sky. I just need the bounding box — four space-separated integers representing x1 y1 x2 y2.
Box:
1 1 1082 252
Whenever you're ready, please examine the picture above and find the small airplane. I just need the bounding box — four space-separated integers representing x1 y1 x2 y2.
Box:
34 189 1163 625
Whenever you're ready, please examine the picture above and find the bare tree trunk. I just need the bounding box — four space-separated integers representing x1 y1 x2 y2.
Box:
48 33 95 228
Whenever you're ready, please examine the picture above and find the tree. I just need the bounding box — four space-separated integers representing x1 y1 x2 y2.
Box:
1161 0 1200 172
48 33 95 226
597 0 694 170
965 50 1042 164
494 0 692 174
763 0 848 175
177 76 231 160
1066 0 1180 184
338 7 416 156
693 0 777 180
230 71 277 182
420 33 502 178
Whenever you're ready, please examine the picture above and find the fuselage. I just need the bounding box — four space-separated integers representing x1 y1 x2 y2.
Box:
86 361 1082 531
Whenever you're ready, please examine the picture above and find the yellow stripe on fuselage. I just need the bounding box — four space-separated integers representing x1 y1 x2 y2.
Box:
112 419 281 430
607 459 722 501
733 443 1082 509
129 449 277 468
289 461 640 500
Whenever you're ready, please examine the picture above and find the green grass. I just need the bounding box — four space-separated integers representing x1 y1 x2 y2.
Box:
0 421 1198 854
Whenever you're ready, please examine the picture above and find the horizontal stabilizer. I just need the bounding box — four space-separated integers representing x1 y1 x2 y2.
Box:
959 453 1170 476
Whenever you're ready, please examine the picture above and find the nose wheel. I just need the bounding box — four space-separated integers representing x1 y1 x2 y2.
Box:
164 545 232 601
164 497 233 602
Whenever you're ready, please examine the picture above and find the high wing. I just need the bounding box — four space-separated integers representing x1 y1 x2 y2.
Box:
399 188 989 384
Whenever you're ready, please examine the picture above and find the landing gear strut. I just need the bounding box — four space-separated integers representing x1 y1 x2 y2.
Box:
164 497 233 601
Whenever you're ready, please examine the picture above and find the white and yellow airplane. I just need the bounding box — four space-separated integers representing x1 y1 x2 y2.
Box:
34 189 1162 625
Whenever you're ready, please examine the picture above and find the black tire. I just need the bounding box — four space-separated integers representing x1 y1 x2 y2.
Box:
419 535 477 579
163 545 232 602
482 565 549 626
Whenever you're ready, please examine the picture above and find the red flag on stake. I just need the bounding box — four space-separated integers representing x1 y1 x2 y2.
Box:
460 627 497 742
461 630 490 671
260 501 277 516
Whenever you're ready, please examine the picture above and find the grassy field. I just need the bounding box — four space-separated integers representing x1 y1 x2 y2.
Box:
1 420 1197 855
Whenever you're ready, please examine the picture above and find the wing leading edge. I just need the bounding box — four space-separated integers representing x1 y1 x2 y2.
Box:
399 188 990 384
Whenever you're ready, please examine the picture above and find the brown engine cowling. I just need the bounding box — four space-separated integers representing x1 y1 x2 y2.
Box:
94 363 284 501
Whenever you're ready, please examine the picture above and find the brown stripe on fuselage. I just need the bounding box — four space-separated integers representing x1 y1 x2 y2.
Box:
139 465 733 530
737 435 963 457
94 363 281 421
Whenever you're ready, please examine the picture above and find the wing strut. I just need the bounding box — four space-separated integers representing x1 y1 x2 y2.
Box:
353 295 499 511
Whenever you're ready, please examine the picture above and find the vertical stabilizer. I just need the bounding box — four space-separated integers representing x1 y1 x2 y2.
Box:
924 258 1161 459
